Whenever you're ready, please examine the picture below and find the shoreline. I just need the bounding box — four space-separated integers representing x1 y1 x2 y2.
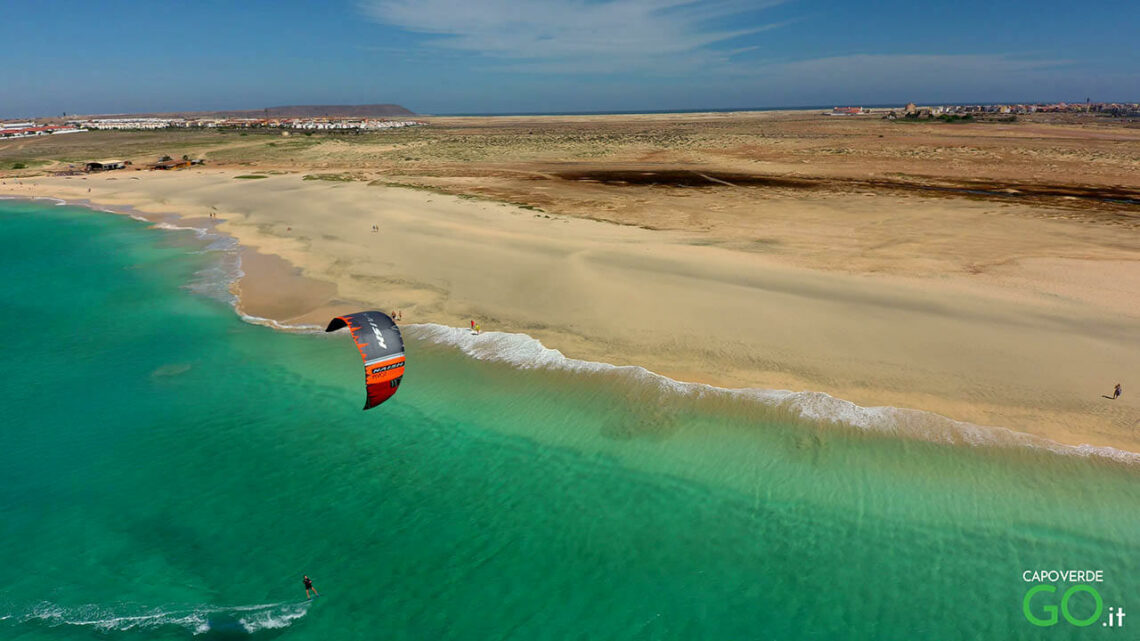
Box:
9 192 1138 467
10 192 1140 467
8 191 1140 467
0 168 1135 449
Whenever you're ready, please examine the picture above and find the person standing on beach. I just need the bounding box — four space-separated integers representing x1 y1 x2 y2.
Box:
471 320 475 332
303 575 319 599
1113 383 1122 399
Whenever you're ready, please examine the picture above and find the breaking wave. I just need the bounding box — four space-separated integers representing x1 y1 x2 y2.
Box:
0 195 67 206
9 195 324 332
407 324 1140 465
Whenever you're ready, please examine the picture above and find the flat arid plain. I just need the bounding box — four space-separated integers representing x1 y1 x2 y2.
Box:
3 110 1139 451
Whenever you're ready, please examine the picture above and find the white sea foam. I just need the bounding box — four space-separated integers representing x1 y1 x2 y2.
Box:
407 323 1140 465
152 220 212 238
237 311 325 333
17 600 310 635
236 604 311 632
9 195 323 333
0 195 67 206
112 206 322 333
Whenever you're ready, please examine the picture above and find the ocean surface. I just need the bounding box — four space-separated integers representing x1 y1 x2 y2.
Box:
0 198 1136 640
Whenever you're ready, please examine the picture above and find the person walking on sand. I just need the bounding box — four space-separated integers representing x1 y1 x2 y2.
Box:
470 320 475 332
1113 383 1122 400
475 323 481 335
303 575 319 599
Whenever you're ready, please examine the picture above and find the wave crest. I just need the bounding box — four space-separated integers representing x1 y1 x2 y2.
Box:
407 324 1140 464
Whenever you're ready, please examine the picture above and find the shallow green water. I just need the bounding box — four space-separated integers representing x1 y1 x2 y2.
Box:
0 199 1136 640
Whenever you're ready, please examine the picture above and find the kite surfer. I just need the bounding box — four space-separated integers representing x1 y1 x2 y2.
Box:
303 575 319 599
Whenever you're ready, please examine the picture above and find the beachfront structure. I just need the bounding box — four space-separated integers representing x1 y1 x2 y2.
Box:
892 102 1140 118
0 124 84 139
150 158 191 170
78 118 173 130
199 117 425 130
279 118 424 130
84 160 127 172
829 107 863 116
68 117 426 131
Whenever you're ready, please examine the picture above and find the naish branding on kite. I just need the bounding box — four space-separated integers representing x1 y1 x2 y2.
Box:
366 316 388 349
1021 569 1126 629
371 361 404 375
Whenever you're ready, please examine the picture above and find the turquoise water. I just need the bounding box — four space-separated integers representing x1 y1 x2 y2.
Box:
0 199 1136 640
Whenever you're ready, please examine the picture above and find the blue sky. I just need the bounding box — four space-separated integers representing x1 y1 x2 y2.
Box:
1 0 1137 116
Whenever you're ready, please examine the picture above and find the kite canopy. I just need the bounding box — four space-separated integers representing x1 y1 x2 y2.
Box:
326 311 405 409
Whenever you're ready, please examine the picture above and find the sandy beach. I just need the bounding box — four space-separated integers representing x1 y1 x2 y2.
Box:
2 112 1138 452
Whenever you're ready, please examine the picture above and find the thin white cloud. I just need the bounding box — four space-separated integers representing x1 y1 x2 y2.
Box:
358 0 789 72
356 1 1101 102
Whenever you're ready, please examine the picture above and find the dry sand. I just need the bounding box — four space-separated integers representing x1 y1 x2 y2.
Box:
4 165 1138 453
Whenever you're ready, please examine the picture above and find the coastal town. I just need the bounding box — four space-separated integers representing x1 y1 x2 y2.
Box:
4 101 1139 140
829 101 1140 117
0 116 426 139
0 122 84 139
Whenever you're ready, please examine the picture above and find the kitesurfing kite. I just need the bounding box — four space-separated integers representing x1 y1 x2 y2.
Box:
326 311 405 409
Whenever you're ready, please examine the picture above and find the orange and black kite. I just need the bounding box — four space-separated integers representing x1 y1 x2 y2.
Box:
326 311 405 409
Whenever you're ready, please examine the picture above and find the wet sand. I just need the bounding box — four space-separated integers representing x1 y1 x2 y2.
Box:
232 248 341 326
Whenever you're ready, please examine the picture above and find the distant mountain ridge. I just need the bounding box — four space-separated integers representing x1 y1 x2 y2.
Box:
73 104 417 119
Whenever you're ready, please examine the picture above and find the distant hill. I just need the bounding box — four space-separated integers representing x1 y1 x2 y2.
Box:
70 104 417 119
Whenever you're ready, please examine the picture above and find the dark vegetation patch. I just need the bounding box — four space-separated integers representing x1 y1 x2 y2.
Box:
902 180 1140 207
547 168 1140 214
553 169 820 189
303 173 357 182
